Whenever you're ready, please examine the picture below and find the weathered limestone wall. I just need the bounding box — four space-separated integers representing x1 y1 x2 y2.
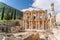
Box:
23 10 48 30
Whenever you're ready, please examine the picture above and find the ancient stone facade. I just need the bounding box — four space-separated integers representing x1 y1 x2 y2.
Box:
23 3 55 30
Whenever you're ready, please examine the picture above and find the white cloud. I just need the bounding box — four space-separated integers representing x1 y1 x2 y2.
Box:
32 0 60 11
21 7 41 12
21 7 33 12
21 0 60 12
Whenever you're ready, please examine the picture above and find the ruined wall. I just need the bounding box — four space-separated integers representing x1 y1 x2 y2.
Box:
23 10 48 30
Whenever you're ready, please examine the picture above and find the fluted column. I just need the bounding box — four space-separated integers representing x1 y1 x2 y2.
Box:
29 21 31 29
23 20 25 29
40 21 42 29
44 12 47 30
42 20 44 30
28 12 31 29
35 12 37 29
38 21 40 29
37 11 40 29
30 11 33 29
35 21 38 29
42 11 44 30
30 21 33 29
25 21 27 29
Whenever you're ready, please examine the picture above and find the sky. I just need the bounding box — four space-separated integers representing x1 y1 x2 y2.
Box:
0 0 33 10
0 0 60 13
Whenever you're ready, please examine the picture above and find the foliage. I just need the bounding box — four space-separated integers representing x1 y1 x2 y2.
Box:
10 8 13 20
14 9 16 20
0 2 23 20
4 7 11 20
1 7 5 20
15 20 20 26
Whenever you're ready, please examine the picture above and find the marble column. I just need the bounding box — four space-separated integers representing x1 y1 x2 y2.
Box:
30 21 33 29
35 21 38 29
38 21 40 29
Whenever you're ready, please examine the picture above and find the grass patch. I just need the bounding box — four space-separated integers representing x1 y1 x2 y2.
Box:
0 20 7 22
0 19 21 22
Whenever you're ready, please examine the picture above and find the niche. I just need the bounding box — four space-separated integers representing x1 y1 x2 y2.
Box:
33 14 36 20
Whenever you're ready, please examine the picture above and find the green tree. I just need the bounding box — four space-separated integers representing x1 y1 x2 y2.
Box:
14 9 16 20
5 12 11 20
1 7 5 20
5 7 11 20
10 8 13 20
